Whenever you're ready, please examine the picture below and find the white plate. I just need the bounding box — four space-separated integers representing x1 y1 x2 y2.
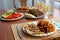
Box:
25 15 44 19
0 13 24 21
23 21 57 37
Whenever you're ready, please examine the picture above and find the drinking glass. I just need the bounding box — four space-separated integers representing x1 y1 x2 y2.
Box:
53 0 60 22
35 0 42 10
44 0 54 19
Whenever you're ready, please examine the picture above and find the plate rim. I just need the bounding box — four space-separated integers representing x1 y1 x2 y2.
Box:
0 13 24 21
23 21 57 37
25 15 44 19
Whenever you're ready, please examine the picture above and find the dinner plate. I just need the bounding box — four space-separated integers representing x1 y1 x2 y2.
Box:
0 13 24 21
23 21 57 37
24 15 44 19
24 13 44 19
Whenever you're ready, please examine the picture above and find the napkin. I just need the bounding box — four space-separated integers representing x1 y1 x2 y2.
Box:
53 23 60 29
55 23 60 29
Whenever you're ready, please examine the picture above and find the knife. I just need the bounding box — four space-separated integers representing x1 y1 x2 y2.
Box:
16 25 22 40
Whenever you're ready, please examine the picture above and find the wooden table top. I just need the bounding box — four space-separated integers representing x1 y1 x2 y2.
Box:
0 10 60 40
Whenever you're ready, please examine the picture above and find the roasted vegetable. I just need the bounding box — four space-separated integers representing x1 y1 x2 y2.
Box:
28 9 43 17
2 10 14 18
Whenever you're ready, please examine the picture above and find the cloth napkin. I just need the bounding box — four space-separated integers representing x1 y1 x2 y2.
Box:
53 23 60 29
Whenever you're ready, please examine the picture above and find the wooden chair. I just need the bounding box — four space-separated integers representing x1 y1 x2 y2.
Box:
19 0 27 6
12 0 34 8
32 0 34 6
19 0 34 6
13 0 16 8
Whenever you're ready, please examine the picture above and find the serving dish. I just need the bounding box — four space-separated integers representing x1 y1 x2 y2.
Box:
23 20 56 36
24 13 44 19
15 6 44 18
0 10 24 21
15 6 29 13
0 13 24 21
24 8 44 18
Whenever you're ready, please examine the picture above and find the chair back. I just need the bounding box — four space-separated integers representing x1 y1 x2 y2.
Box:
13 0 16 8
13 0 34 8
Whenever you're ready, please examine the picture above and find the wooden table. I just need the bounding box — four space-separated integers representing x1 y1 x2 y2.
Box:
0 10 60 40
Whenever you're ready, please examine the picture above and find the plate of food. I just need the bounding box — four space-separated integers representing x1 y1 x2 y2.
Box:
23 20 56 36
24 7 44 18
0 10 24 21
16 6 29 13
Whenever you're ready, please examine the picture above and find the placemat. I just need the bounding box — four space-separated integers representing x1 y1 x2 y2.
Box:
11 22 60 40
